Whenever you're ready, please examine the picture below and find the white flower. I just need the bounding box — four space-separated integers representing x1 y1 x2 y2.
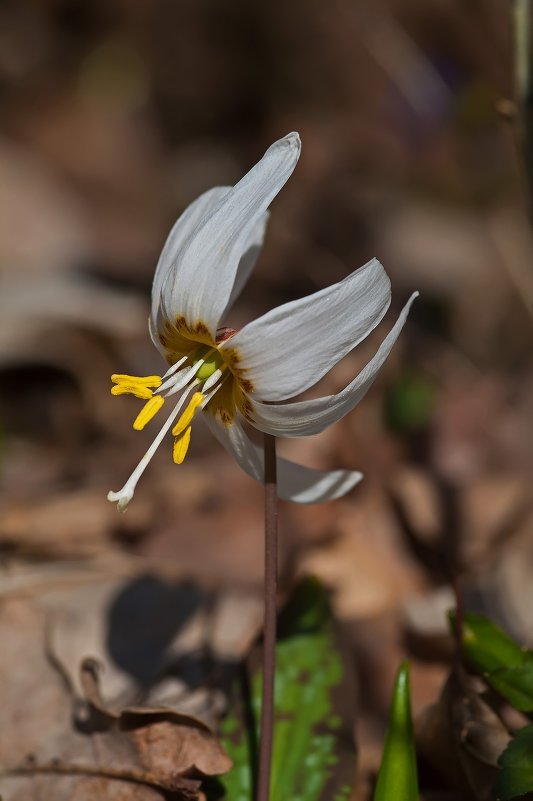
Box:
108 132 418 511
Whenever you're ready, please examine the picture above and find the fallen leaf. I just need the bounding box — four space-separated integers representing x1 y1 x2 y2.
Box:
0 589 232 801
418 668 511 801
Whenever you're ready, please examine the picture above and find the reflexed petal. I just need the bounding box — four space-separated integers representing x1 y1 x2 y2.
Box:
248 292 418 436
203 413 363 503
150 186 230 351
161 133 301 336
220 257 391 400
278 459 363 503
222 210 269 317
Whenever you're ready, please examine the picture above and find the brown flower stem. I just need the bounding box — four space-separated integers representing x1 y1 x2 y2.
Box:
256 433 278 801
512 0 533 210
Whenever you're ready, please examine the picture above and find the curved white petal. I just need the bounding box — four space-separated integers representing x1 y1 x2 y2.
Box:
150 186 231 351
222 210 269 316
160 133 301 337
248 292 418 436
203 413 362 503
220 258 391 401
277 458 363 503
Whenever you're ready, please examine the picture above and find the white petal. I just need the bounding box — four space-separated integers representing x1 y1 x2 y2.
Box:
161 133 301 337
150 186 230 351
220 258 391 400
248 292 418 436
277 459 363 503
222 211 269 317
203 413 362 503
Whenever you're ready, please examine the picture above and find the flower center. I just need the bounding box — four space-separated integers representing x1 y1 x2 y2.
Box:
192 345 225 381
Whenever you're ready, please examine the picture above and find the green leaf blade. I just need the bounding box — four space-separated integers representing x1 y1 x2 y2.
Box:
452 612 528 674
373 661 419 801
489 664 533 713
450 612 533 712
219 578 356 801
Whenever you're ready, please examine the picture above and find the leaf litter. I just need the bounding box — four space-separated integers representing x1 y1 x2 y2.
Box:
1 1 533 798
0 576 234 801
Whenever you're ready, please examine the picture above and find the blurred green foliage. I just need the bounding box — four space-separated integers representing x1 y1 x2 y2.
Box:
385 371 434 433
450 610 533 800
450 611 533 712
495 726 533 801
219 578 355 801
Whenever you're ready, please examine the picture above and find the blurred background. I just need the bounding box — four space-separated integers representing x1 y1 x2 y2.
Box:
0 0 532 798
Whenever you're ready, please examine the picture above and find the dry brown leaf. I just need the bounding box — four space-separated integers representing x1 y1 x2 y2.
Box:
0 590 231 801
299 487 425 619
417 667 511 801
78 659 232 778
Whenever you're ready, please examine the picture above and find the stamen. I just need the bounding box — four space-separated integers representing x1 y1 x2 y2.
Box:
161 355 188 380
173 426 192 464
107 388 194 511
164 360 209 397
201 365 226 392
172 392 204 436
133 395 165 430
157 366 189 394
201 373 230 408
112 374 162 386
111 374 162 400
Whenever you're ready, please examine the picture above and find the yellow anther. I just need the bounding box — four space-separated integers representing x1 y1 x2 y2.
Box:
111 384 153 400
133 395 165 431
111 374 162 400
112 374 162 386
173 426 192 464
172 392 205 436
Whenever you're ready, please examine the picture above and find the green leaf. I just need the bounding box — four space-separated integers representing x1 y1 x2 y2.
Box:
494 725 533 800
452 612 529 673
219 577 355 801
489 664 533 713
373 662 419 801
450 612 533 712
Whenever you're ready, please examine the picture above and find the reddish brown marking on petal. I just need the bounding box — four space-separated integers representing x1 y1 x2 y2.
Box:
221 346 254 394
223 347 240 366
174 316 215 346
157 317 204 365
204 375 236 427
216 327 238 343
240 378 254 393
238 393 254 421
165 350 185 366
